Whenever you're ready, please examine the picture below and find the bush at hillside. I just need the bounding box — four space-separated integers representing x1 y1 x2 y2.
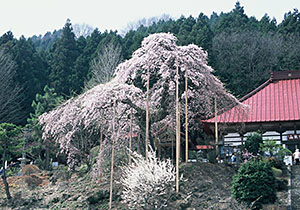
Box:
244 133 263 155
232 159 277 209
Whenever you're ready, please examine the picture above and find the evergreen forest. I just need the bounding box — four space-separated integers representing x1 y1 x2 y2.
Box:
1 2 300 126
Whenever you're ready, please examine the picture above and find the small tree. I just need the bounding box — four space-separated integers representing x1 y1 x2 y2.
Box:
0 123 22 199
260 140 291 160
27 85 63 170
244 133 263 155
232 159 277 209
120 149 175 209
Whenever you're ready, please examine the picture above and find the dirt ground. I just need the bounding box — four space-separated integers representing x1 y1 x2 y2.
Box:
0 163 289 210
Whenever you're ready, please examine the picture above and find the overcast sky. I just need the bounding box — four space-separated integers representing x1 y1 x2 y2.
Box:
1 0 300 38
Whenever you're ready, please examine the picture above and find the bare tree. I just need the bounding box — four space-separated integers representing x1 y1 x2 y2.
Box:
212 31 282 96
0 50 24 124
120 14 173 36
85 42 122 89
73 23 94 38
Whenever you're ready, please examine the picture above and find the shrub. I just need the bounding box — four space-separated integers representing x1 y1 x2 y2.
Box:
120 149 175 209
22 164 41 175
265 157 283 170
244 133 263 155
232 159 277 209
24 174 43 188
275 178 288 191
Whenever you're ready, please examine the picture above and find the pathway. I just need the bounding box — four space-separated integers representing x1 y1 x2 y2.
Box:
292 165 300 210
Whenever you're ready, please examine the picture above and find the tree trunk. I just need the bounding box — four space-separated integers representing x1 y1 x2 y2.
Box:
45 141 50 170
1 145 12 199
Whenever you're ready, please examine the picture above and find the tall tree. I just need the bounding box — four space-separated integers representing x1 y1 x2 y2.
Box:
70 36 87 93
73 23 94 39
27 85 63 169
0 123 22 200
0 49 24 124
30 30 62 52
212 1 249 34
278 9 300 34
49 19 79 96
39 33 242 169
258 14 277 33
277 33 300 71
85 41 122 89
190 13 214 51
73 28 104 94
211 31 282 97
11 36 48 122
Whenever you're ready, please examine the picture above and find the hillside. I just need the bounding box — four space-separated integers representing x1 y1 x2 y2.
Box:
0 163 289 210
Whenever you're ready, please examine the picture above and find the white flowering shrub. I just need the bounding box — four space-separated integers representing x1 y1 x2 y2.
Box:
120 149 175 209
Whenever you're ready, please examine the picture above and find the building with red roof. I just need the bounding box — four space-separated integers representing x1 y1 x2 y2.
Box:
203 70 300 152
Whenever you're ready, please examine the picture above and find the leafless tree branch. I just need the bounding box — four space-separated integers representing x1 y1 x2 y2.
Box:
0 49 24 124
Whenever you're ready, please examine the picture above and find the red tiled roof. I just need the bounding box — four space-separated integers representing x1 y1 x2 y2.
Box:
205 70 300 123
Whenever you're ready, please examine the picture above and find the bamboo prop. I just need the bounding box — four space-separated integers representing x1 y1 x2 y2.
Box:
175 61 180 193
145 63 150 160
178 102 181 161
185 67 188 163
215 96 219 160
98 125 103 182
100 125 103 146
129 106 133 165
109 100 116 209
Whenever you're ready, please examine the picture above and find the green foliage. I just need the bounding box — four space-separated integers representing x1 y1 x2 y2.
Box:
264 157 284 170
244 133 263 155
0 123 23 162
49 19 79 96
275 178 288 191
30 30 62 52
10 37 49 124
232 159 277 208
27 85 63 134
87 189 109 205
260 140 292 159
78 164 88 177
26 85 63 167
27 85 63 139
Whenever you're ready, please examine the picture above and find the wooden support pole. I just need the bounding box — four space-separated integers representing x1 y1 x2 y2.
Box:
109 100 116 209
129 107 133 165
185 67 188 163
145 64 150 160
176 61 180 193
98 125 103 182
215 96 219 158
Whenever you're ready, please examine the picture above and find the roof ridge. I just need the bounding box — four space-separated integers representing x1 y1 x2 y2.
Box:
239 79 271 102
